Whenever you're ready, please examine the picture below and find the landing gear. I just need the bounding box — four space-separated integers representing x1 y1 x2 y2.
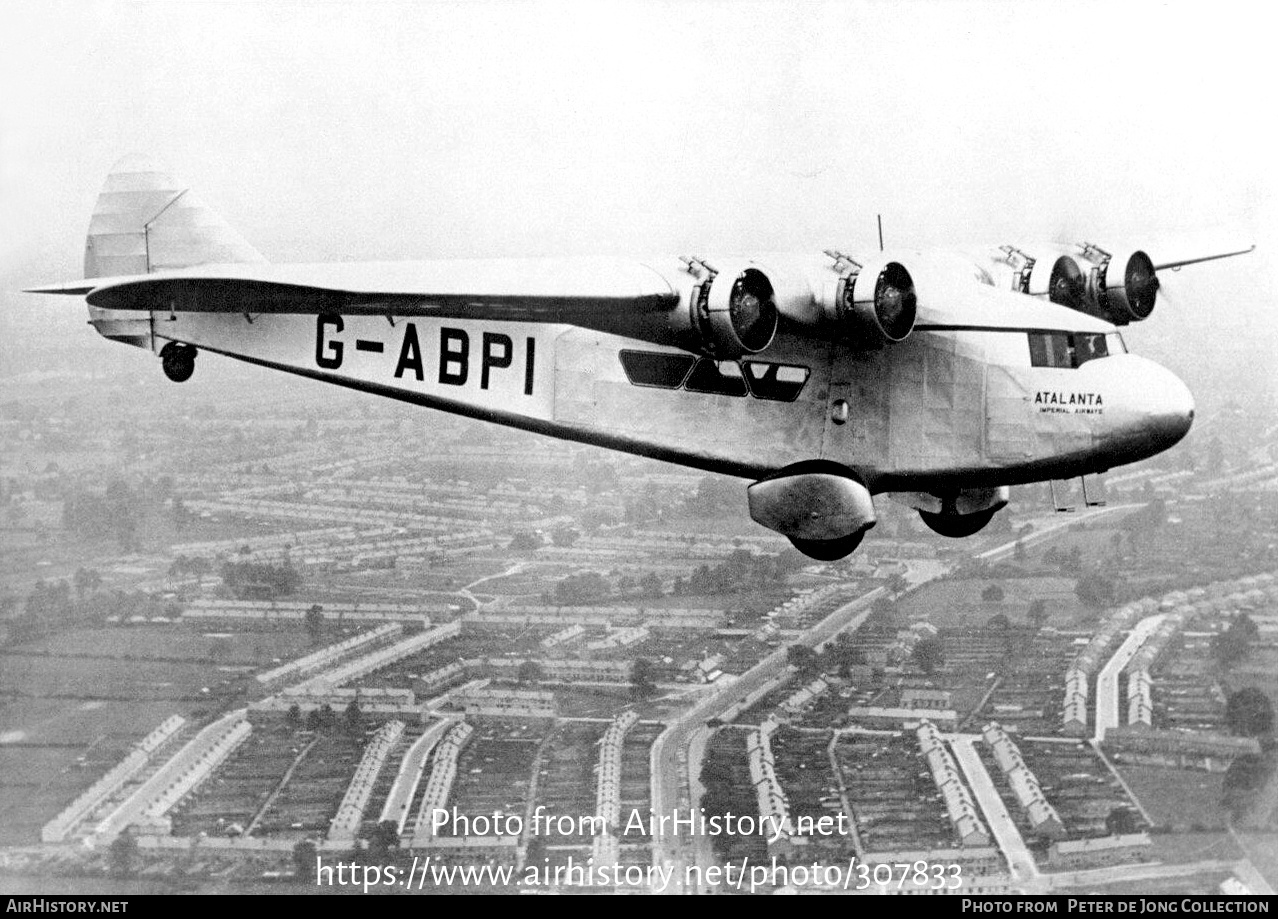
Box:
160 343 197 382
918 506 997 538
788 530 865 561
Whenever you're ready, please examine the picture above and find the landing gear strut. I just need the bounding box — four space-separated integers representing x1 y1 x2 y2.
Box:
160 343 197 383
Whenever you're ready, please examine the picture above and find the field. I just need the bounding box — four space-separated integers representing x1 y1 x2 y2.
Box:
892 576 1088 629
1236 832 1278 889
0 622 322 846
1118 766 1228 831
20 625 317 666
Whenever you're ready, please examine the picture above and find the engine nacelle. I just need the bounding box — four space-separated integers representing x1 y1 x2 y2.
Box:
748 460 877 542
1022 245 1157 325
670 259 779 358
1087 247 1158 323
817 255 918 347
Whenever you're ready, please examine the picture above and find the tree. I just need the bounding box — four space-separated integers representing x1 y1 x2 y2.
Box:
108 832 138 877
1027 599 1049 630
1214 615 1259 667
1225 688 1274 737
171 496 190 534
631 659 656 699
524 835 547 868
689 475 739 517
292 839 317 879
987 612 1012 631
73 566 93 598
1213 628 1250 667
509 530 542 552
517 661 544 684
305 604 324 642
1106 806 1139 836
639 572 663 599
699 756 733 789
886 573 909 597
305 709 322 731
786 644 820 676
981 583 1005 603
1223 753 1273 819
1075 574 1115 609
551 526 580 548
368 820 400 856
865 598 895 629
344 699 363 732
221 559 302 599
287 703 302 727
912 636 945 675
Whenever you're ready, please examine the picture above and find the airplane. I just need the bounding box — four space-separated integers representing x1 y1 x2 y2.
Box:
26 156 1255 560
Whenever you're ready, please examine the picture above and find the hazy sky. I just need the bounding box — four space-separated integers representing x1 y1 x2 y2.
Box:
2 0 1275 384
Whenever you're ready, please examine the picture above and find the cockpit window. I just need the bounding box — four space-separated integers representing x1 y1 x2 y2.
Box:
1029 331 1121 369
1029 332 1074 368
1074 333 1108 365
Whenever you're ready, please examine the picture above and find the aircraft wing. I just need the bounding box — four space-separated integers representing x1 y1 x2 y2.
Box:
1151 244 1255 271
36 259 680 324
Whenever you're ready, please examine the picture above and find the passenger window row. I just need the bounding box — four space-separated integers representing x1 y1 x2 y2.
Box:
619 351 810 402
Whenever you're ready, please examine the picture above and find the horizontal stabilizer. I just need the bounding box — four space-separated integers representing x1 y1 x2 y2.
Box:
22 281 98 296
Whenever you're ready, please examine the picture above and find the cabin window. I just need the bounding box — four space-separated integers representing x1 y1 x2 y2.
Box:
619 350 696 389
744 362 810 402
685 358 749 396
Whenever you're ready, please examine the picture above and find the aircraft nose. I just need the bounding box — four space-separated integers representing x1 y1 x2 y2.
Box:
1148 365 1195 448
1114 355 1191 452
1092 355 1195 458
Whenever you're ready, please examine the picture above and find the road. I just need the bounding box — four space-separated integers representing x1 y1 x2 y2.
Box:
457 561 527 610
949 735 1039 883
1093 614 1167 741
378 719 454 833
977 502 1143 564
651 580 913 893
1041 858 1241 890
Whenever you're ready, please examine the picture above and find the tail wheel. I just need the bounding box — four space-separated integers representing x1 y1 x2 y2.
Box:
160 343 197 383
789 530 865 561
918 507 997 538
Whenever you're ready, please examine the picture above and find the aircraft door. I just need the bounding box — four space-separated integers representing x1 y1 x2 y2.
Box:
820 344 890 471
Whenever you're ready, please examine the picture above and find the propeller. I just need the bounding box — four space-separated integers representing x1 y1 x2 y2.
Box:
727 270 778 353
1048 256 1087 311
1122 251 1159 319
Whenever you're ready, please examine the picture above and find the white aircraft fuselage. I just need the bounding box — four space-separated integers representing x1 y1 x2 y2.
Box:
83 254 1193 489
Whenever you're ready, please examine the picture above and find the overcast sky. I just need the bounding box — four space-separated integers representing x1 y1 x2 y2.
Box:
2 0 1275 385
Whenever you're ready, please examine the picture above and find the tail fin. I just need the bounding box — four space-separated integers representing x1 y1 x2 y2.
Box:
84 154 265 278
